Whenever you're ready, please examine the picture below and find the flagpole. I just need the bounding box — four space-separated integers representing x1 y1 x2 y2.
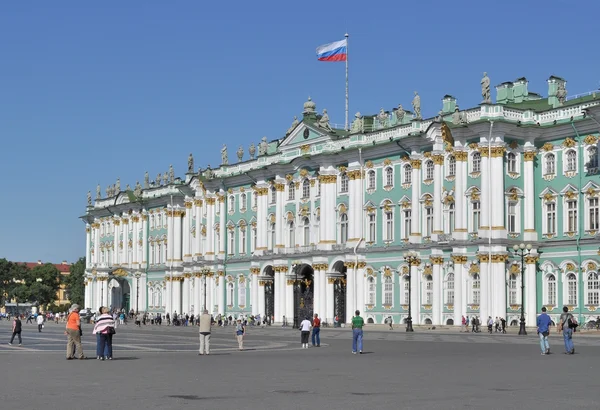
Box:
345 33 349 131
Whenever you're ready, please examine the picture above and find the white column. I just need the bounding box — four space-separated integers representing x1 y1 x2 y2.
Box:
432 154 444 238
217 272 225 315
345 262 355 323
320 265 327 322
142 214 148 266
432 258 443 325
101 278 109 309
182 275 190 314
133 216 140 265
326 278 334 324
85 225 91 268
84 280 91 308
194 200 202 257
285 278 294 323
165 278 172 314
452 255 465 326
251 271 259 315
410 159 422 243
356 263 365 315
454 151 468 240
258 280 265 317
492 260 507 319
113 220 120 265
491 148 506 237
347 167 360 244
139 274 147 312
172 278 182 314
93 222 100 265
193 275 200 314
131 276 138 312
523 151 537 241
275 181 284 249
218 196 226 257
525 255 538 326
174 210 183 262
183 202 191 260
313 268 321 319
479 257 490 323
480 150 490 238
274 270 281 321
411 265 420 324
206 198 215 258
123 217 130 266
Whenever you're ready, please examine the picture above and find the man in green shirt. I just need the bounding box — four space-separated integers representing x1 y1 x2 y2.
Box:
351 310 364 354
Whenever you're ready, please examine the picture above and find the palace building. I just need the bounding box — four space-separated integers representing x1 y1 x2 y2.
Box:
83 75 600 327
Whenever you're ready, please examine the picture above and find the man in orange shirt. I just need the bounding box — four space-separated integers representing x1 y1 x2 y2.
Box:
65 304 85 360
311 313 321 347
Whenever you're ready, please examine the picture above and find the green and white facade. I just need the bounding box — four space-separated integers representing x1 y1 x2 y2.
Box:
83 75 600 326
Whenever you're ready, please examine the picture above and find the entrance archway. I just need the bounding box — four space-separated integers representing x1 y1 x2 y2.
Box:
263 266 275 322
293 264 314 328
331 261 347 323
108 278 131 311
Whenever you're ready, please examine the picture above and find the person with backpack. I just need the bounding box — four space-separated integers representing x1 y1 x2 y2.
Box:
558 306 576 354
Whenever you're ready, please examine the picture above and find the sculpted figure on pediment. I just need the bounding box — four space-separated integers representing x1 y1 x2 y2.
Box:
144 172 149 188
169 164 175 182
115 178 121 193
350 112 363 133
163 173 168 185
377 108 389 128
481 72 491 103
258 137 268 156
412 92 422 120
96 184 101 200
317 109 333 132
156 173 162 186
237 146 244 162
221 145 229 165
286 116 300 136
556 82 567 105
134 181 142 198
395 104 405 124
188 154 194 173
249 143 256 160
452 106 461 124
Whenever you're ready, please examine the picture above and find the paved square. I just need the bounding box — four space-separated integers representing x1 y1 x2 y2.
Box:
1 321 599 409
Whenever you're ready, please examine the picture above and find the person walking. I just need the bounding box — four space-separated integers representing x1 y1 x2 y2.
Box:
92 306 116 360
235 319 245 350
311 313 321 347
299 316 311 349
36 313 44 332
559 306 576 354
65 304 85 360
537 306 552 355
198 309 212 355
8 315 22 346
351 310 364 354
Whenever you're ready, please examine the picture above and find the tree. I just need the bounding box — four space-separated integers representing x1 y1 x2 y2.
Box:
0 258 15 306
10 263 61 307
65 257 85 306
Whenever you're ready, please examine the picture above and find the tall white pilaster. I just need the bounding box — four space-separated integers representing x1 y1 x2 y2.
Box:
193 274 200 313
174 209 183 262
347 166 362 244
251 271 259 315
285 278 294 324
313 268 321 319
410 264 420 324
258 280 265 317
318 171 337 248
183 202 192 260
454 151 468 240
525 255 539 326
410 159 422 243
492 259 507 319
255 184 268 251
356 262 365 316
172 278 182 315
274 181 284 249
217 272 225 315
218 196 226 257
206 198 215 258
490 147 507 238
142 213 148 266
132 215 140 265
326 277 334 324
113 219 120 265
93 221 100 265
194 199 203 257
523 151 537 241
122 217 130 266
432 154 444 239
479 256 490 323
165 278 172 314
182 275 190 314
85 225 91 268
431 256 443 325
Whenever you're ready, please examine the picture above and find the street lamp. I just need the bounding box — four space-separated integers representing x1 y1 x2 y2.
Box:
201 267 210 312
135 273 140 314
403 251 421 332
512 243 532 336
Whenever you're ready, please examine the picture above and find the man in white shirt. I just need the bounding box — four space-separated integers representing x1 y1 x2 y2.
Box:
36 313 45 332
299 317 312 349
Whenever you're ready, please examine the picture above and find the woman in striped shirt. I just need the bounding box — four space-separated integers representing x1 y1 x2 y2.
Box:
92 306 116 360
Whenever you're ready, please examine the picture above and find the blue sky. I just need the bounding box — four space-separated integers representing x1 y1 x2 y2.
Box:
1 1 599 263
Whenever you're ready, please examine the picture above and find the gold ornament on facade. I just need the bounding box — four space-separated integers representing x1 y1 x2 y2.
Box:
366 206 376 214
294 181 300 188
318 175 337 184
524 255 539 264
357 262 367 269
587 262 598 271
509 140 519 150
410 159 421 169
564 262 576 272
347 170 362 180
344 261 356 269
468 262 480 274
476 254 490 263
366 267 375 276
451 255 468 264
424 199 433 207
286 212 294 222
523 151 536 161
299 168 309 178
227 188 233 194
383 267 392 277
543 192 556 202
468 142 479 150
300 144 310 154
383 158 392 166
584 135 598 145
432 155 444 165
339 204 348 214
285 174 293 182
443 195 455 205
585 188 598 197
310 179 316 187
250 267 260 275
251 221 257 228
401 200 411 209
441 122 454 145
470 191 481 201
490 146 506 158
454 151 468 161
541 142 554 152
491 254 509 263
423 151 432 158
423 265 433 276
508 188 519 201
564 191 577 200
205 198 216 205
430 256 444 265
365 160 374 169
509 263 520 274
563 137 577 148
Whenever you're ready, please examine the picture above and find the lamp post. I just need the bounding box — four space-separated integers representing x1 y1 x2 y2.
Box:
201 268 210 312
512 243 532 335
403 251 421 332
135 273 140 314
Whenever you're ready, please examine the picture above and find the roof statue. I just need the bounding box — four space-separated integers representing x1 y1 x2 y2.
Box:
249 143 256 160
205 165 214 179
258 137 268 156
221 144 229 165
481 72 491 103
317 109 333 132
87 191 92 206
188 153 194 173
556 82 567 105
115 178 121 193
395 104 405 124
452 106 461 124
156 173 162 186
412 92 422 120
96 184 101 200
460 110 469 125
237 146 244 162
134 181 142 198
350 112 364 133
169 164 175 183
144 171 149 189
162 172 168 185
286 116 299 136
126 184 131 191
377 108 389 128
436 110 444 122
303 96 316 114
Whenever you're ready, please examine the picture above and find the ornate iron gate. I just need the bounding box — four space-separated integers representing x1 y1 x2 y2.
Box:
294 280 314 325
264 280 275 320
333 278 346 321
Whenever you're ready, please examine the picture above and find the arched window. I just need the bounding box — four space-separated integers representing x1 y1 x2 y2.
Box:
340 213 348 244
404 164 412 184
425 160 434 180
340 173 349 193
368 213 376 242
472 152 481 173
567 273 577 305
425 206 433 237
157 289 163 307
588 146 599 169
402 275 410 305
270 186 277 204
367 276 376 305
508 273 518 305
228 228 235 254
384 211 393 241
240 227 247 254
547 274 556 305
288 182 295 200
589 197 599 231
385 167 393 187
229 195 235 212
566 150 577 172
227 282 234 306
472 201 481 231
587 272 599 305
288 221 295 247
302 179 310 199
238 279 247 306
507 152 517 173
268 222 275 250
424 274 433 304
251 228 257 252
545 153 556 175
472 273 480 304
448 155 456 176
383 276 393 305
367 170 376 189
445 273 455 304
302 217 310 246
240 193 247 210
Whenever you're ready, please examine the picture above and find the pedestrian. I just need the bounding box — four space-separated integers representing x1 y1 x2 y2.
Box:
351 310 364 354
300 316 311 349
8 315 22 346
494 317 500 333
235 319 245 351
311 313 321 347
558 306 576 354
386 316 393 330
461 315 467 332
92 306 116 360
36 312 44 332
500 317 506 333
537 306 552 355
65 304 85 360
198 309 212 355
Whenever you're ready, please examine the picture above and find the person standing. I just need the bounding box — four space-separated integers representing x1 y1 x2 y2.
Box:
235 319 245 351
559 306 575 354
299 316 311 349
65 304 85 360
537 307 552 355
311 314 321 347
9 315 22 346
36 312 44 332
351 310 364 354
92 306 116 360
500 317 507 334
198 309 212 355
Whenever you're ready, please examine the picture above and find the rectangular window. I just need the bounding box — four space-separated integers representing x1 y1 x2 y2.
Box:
508 203 517 233
384 279 393 305
426 207 433 237
368 214 376 242
472 202 480 231
567 200 577 233
403 210 412 239
385 212 393 241
590 198 599 231
228 233 235 255
546 203 556 234
548 280 556 306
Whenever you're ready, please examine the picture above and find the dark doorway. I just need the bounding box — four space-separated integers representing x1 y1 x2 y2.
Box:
293 264 314 328
264 266 275 321
331 261 347 323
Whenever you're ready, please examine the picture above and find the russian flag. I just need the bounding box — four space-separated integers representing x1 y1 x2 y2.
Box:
316 39 347 62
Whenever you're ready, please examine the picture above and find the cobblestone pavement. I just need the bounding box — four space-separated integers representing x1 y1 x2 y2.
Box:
1 320 599 410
